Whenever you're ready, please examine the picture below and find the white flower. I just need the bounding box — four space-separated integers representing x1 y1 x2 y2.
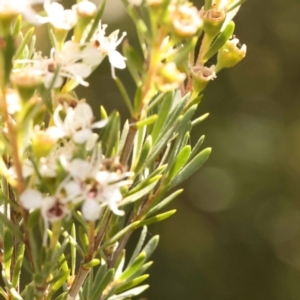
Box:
39 141 75 177
20 188 70 245
53 102 107 144
0 0 44 23
6 90 21 114
93 23 127 78
41 0 77 31
31 41 102 88
64 154 133 220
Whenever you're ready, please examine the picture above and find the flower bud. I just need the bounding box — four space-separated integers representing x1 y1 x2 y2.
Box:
32 126 59 159
45 2 77 47
200 5 226 38
191 64 216 94
155 62 186 92
72 0 97 43
169 4 202 38
216 37 246 72
11 69 42 102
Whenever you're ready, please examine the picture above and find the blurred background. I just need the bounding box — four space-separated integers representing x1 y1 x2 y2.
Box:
37 0 300 299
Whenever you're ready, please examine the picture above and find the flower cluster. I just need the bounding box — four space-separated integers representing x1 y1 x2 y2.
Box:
0 0 247 299
17 101 132 244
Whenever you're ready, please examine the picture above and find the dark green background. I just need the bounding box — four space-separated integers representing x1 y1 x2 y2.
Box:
36 0 300 299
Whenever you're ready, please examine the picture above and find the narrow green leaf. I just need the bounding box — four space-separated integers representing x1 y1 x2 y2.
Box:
139 210 177 227
54 292 68 300
62 230 85 258
91 269 115 300
14 27 34 59
146 92 166 112
0 286 7 299
84 0 106 42
4 229 13 273
146 189 183 217
1 270 22 300
151 92 173 143
119 252 146 281
134 136 152 174
172 37 198 64
168 145 191 180
171 148 212 188
123 41 144 84
227 0 246 12
132 125 146 166
133 84 143 116
100 221 140 250
47 270 69 299
108 285 149 300
202 21 235 62
83 259 101 269
128 226 148 267
135 115 158 128
86 268 94 300
71 224 76 277
3 35 15 84
100 105 108 120
24 284 34 300
189 135 205 161
78 226 89 253
191 113 210 127
91 262 107 296
142 235 160 262
12 243 25 288
129 263 152 282
121 177 161 207
116 274 149 294
157 91 190 140
13 15 22 36
115 77 134 115
0 212 23 242
119 120 129 155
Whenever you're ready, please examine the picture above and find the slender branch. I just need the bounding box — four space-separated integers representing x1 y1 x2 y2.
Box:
120 123 137 166
68 213 112 299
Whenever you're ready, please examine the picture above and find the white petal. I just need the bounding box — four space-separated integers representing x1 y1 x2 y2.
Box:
85 133 99 151
91 119 108 129
73 129 92 144
68 159 92 180
82 46 104 66
64 181 82 201
108 51 126 69
81 199 102 221
64 63 92 78
20 189 43 210
74 103 93 122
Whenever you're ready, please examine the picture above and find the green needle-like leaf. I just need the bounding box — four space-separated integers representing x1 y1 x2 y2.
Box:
202 21 235 63
91 269 115 300
171 148 212 188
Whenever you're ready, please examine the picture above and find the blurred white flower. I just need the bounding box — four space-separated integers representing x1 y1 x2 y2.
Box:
64 154 133 221
0 0 43 23
41 0 77 31
20 188 70 245
6 90 21 115
53 102 107 144
31 41 102 88
93 23 127 78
